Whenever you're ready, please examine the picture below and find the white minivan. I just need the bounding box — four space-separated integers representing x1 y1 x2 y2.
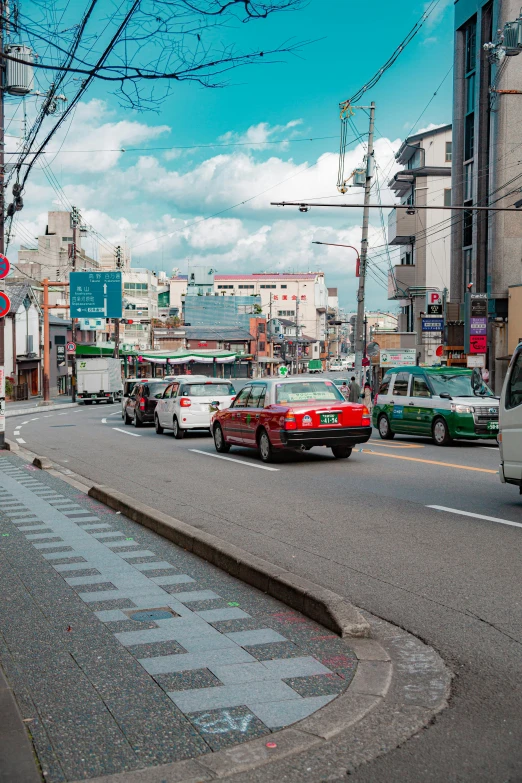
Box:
499 342 522 491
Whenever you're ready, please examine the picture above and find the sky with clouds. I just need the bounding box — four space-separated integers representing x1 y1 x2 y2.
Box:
8 0 454 311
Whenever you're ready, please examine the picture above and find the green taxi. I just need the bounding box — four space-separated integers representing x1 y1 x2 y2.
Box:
372 366 499 445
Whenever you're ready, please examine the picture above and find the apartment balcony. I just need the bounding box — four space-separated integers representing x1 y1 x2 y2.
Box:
388 264 416 300
388 206 416 246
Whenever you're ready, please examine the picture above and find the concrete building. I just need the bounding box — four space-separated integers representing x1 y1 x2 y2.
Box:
121 268 159 350
169 272 328 360
388 123 452 364
16 211 100 284
451 0 522 390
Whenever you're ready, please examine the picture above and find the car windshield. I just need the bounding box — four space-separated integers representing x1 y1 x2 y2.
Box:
148 382 170 399
428 373 495 398
275 381 344 404
182 383 235 397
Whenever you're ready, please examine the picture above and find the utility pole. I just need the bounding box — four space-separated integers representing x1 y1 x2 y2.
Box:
295 293 300 374
355 101 375 377
0 4 5 448
70 206 79 402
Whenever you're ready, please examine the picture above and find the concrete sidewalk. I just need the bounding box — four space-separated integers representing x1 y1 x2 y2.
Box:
0 453 362 782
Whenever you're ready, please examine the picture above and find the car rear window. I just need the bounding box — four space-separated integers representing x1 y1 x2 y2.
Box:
147 382 170 398
181 383 235 397
275 381 343 403
124 381 137 396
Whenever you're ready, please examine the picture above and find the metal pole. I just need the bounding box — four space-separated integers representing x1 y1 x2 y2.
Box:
113 319 120 358
43 279 50 402
355 101 375 374
0 6 5 448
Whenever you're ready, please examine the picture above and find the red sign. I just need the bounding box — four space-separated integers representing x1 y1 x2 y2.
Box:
198 342 208 347
66 342 76 353
436 345 444 357
469 335 487 354
0 254 10 280
362 356 370 366
0 291 11 318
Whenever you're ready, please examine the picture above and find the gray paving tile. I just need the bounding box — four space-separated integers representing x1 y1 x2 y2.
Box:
53 561 93 572
78 524 111 530
225 629 287 647
25 533 63 541
247 694 336 729
94 609 128 622
153 669 220 693
132 561 175 572
140 647 257 674
196 607 251 623
118 550 156 559
91 531 124 539
209 657 330 685
284 672 348 697
174 590 221 604
169 679 301 714
17 525 52 532
65 575 111 586
149 574 195 586
187 706 270 751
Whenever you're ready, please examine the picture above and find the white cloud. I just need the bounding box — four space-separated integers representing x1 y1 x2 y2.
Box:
415 122 448 134
218 119 304 149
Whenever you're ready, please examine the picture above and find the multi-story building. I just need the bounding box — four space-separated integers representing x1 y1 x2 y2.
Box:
16 211 100 284
121 268 159 349
169 272 328 360
451 0 522 391
387 123 452 364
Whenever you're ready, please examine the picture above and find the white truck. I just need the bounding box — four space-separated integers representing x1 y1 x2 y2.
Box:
77 358 122 405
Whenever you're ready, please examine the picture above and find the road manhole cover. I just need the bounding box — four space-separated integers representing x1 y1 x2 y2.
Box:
126 607 178 622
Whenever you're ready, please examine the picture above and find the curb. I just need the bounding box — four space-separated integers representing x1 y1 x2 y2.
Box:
88 485 370 639
0 663 41 783
5 402 77 418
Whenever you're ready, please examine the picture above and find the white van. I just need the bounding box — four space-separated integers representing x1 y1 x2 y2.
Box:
499 342 522 491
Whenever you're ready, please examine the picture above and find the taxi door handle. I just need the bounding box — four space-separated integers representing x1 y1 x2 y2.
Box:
408 402 415 406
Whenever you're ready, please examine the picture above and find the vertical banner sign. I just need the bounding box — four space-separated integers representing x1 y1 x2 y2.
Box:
0 366 5 435
426 290 443 316
465 293 488 354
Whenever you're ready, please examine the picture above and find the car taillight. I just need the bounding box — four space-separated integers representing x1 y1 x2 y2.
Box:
362 404 371 423
180 397 191 407
139 397 146 411
284 411 297 430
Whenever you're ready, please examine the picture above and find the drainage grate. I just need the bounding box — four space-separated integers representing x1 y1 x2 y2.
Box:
126 607 179 622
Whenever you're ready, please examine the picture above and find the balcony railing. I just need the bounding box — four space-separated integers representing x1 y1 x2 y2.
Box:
388 207 417 246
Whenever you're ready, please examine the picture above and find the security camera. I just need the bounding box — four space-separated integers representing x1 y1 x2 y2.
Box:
298 205 310 213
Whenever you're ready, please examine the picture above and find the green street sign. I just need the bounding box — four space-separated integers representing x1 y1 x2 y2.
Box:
278 365 289 377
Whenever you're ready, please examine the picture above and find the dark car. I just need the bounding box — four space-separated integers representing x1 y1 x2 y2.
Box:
124 381 170 427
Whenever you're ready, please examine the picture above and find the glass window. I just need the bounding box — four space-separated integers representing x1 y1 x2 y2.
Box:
444 188 452 207
232 386 251 407
275 381 343 404
379 377 391 395
463 209 473 247
466 74 475 113
162 383 175 398
465 21 476 73
246 385 267 408
412 376 431 398
445 142 452 162
181 383 235 397
281 284 287 289
464 115 474 161
506 348 522 409
429 372 494 398
464 248 473 288
392 373 410 396
147 382 170 399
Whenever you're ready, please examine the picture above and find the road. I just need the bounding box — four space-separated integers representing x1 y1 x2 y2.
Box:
7 404 522 782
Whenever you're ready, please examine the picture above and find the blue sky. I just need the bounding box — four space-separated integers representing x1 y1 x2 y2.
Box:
12 0 455 310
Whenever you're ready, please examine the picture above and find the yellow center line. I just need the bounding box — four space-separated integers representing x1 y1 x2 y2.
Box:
361 449 498 474
368 440 424 449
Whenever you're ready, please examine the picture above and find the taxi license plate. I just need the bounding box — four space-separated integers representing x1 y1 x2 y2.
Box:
320 412 338 425
91 394 97 398
487 421 498 430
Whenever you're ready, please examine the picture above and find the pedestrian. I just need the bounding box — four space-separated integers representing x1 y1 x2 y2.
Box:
340 381 349 399
348 376 360 403
363 382 373 412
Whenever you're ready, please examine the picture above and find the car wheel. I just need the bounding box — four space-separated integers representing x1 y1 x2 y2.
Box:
133 412 143 428
433 417 452 446
155 416 164 435
378 414 395 440
213 423 230 453
331 445 352 459
258 429 276 463
173 417 185 439
124 409 132 424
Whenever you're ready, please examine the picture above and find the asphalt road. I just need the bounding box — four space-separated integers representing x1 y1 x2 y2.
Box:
7 404 522 783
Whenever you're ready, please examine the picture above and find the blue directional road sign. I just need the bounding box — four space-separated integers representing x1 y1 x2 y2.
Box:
70 271 122 319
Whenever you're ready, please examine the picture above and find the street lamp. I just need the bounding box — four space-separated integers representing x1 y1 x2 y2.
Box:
312 241 361 277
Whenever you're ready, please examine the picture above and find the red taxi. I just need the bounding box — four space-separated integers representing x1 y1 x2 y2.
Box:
212 378 372 462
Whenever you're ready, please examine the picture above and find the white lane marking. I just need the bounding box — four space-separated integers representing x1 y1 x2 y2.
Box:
13 431 20 436
43 415 53 418
476 445 498 450
108 411 121 416
21 420 30 425
16 438 26 444
112 427 141 437
30 417 39 421
58 412 68 416
427 505 522 530
189 449 279 472
101 418 107 424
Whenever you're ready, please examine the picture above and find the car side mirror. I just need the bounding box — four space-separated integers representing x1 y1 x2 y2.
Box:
439 392 451 399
